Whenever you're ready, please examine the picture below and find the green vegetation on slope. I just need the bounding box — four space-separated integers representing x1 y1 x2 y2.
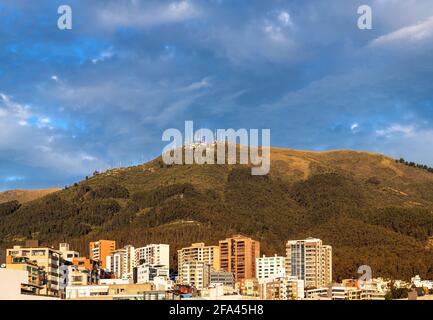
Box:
1 148 433 280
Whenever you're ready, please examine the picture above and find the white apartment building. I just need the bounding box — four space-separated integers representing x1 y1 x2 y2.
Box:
136 264 170 284
286 238 332 288
109 245 136 280
135 244 169 269
256 255 285 280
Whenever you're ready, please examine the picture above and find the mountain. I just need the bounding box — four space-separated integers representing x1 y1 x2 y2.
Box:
0 188 61 204
2 147 433 281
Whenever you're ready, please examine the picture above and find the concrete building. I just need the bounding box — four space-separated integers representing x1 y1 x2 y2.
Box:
210 270 235 288
256 255 285 280
258 276 304 300
58 243 79 263
0 268 58 300
178 261 209 290
304 285 385 300
135 244 169 269
89 240 116 269
219 235 260 282
6 244 61 296
5 256 44 296
136 264 170 284
236 278 260 297
66 283 170 300
285 238 332 288
108 245 136 280
178 242 220 272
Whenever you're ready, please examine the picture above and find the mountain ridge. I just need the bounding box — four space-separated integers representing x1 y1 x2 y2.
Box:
1 147 433 281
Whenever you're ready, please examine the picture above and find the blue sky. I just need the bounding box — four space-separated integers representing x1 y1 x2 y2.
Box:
1 0 433 190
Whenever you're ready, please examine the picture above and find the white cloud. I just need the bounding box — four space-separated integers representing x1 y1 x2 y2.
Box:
181 77 213 91
370 15 433 46
51 75 59 81
376 124 416 138
0 93 108 176
278 11 293 27
98 1 201 28
92 48 115 64
350 123 360 133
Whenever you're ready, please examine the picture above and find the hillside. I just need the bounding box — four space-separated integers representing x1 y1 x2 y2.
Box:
2 147 433 281
0 188 61 204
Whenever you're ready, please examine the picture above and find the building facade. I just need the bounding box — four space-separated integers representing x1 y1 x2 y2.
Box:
6 244 61 296
285 238 332 288
256 255 285 280
177 242 220 272
219 235 260 282
135 244 169 269
89 240 116 269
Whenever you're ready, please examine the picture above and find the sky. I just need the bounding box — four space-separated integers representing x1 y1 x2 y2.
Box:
1 0 433 190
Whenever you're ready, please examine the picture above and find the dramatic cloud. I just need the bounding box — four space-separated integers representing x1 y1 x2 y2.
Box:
2 0 433 189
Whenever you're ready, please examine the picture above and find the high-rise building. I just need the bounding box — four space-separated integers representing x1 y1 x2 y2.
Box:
89 240 116 269
135 244 169 269
177 242 220 272
6 244 61 296
256 255 286 280
219 235 260 282
285 238 332 288
108 245 136 280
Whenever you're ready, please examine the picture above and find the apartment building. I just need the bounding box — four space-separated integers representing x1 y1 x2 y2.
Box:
236 278 259 297
285 238 332 288
178 261 209 290
6 244 61 296
0 268 58 300
135 264 170 284
256 255 286 280
65 283 169 300
135 244 169 269
219 235 260 282
108 245 136 279
5 256 44 296
178 242 220 272
58 243 79 263
89 240 116 269
210 270 235 288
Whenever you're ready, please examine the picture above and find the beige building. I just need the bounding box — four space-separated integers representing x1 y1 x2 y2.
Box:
178 242 220 272
285 238 332 289
58 243 79 263
6 244 61 296
5 256 44 295
66 283 169 300
259 276 305 300
0 268 59 300
178 261 210 290
219 235 260 282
